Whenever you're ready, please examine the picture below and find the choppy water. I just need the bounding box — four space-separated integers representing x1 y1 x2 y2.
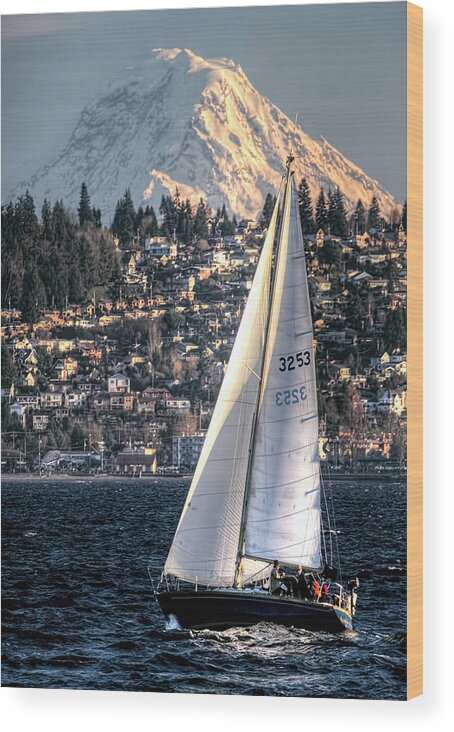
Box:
1 477 406 699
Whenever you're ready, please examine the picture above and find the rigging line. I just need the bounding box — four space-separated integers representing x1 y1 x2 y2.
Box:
320 471 334 566
320 510 328 568
306 291 337 571
245 363 261 381
325 463 342 584
318 395 341 577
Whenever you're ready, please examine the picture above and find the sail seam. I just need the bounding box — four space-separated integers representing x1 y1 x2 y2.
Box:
247 469 320 491
256 412 318 426
257 438 318 458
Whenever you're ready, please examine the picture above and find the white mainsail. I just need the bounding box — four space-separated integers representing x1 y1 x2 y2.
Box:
243 173 322 572
164 194 281 587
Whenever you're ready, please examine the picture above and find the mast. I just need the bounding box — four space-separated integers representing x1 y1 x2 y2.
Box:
235 155 294 582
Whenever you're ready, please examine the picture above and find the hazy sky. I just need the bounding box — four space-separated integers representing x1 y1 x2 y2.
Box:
1 2 406 201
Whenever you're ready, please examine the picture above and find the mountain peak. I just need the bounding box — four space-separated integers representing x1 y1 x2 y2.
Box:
9 49 394 221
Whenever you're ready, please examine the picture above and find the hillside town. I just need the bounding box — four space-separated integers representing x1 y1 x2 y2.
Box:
1 186 407 477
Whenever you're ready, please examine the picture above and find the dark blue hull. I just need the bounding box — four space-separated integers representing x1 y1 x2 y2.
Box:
156 590 353 632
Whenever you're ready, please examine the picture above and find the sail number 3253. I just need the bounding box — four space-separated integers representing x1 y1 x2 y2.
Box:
276 386 307 406
278 350 311 372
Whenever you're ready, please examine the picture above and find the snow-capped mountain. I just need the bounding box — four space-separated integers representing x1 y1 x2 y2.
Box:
12 48 394 221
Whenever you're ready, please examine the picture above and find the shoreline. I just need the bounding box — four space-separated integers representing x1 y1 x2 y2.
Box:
1 471 406 484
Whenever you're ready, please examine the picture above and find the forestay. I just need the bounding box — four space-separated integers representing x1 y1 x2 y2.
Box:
243 175 322 572
164 195 281 587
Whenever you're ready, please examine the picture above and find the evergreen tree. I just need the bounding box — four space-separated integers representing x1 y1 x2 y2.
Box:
220 203 234 237
368 196 381 231
51 200 74 246
401 200 407 232
15 191 40 256
41 199 52 240
143 205 159 238
78 236 96 293
384 306 406 350
1 202 16 243
261 193 275 228
194 199 209 239
298 178 314 234
319 239 342 269
159 193 178 238
78 183 94 227
353 199 366 235
92 207 102 228
112 189 136 243
327 186 348 237
20 265 46 324
122 188 137 241
181 199 194 243
327 189 336 234
136 206 144 229
1 341 17 389
315 189 329 233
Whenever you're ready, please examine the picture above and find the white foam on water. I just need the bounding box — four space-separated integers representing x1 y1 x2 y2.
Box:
165 613 182 631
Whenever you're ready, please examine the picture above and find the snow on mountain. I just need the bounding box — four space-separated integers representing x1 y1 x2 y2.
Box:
11 48 394 221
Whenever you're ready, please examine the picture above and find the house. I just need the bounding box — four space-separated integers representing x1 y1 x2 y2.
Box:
109 393 134 411
136 393 158 415
163 398 191 414
24 371 38 388
55 407 70 422
330 363 351 382
171 432 206 469
40 450 100 471
311 276 331 293
145 240 178 259
66 391 87 409
355 233 371 249
40 392 64 409
377 388 407 416
369 279 389 295
16 393 40 410
33 414 50 431
142 387 171 401
90 391 110 411
9 402 26 428
318 330 348 344
370 352 391 370
108 372 130 393
52 356 79 380
349 271 373 286
115 448 157 475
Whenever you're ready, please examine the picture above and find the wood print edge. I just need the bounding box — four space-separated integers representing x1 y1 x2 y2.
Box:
406 0 423 702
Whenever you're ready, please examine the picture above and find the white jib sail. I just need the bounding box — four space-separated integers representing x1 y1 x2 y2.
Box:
244 174 322 572
164 194 281 587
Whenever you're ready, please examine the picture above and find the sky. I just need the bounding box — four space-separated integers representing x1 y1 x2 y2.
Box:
1 1 406 202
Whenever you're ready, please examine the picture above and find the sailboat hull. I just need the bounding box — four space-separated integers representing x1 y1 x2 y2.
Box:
156 590 353 632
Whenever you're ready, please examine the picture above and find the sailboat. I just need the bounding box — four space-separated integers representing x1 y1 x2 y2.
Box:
154 155 359 632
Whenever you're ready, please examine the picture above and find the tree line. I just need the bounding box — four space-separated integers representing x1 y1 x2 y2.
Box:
297 177 406 238
112 187 237 245
1 186 120 323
